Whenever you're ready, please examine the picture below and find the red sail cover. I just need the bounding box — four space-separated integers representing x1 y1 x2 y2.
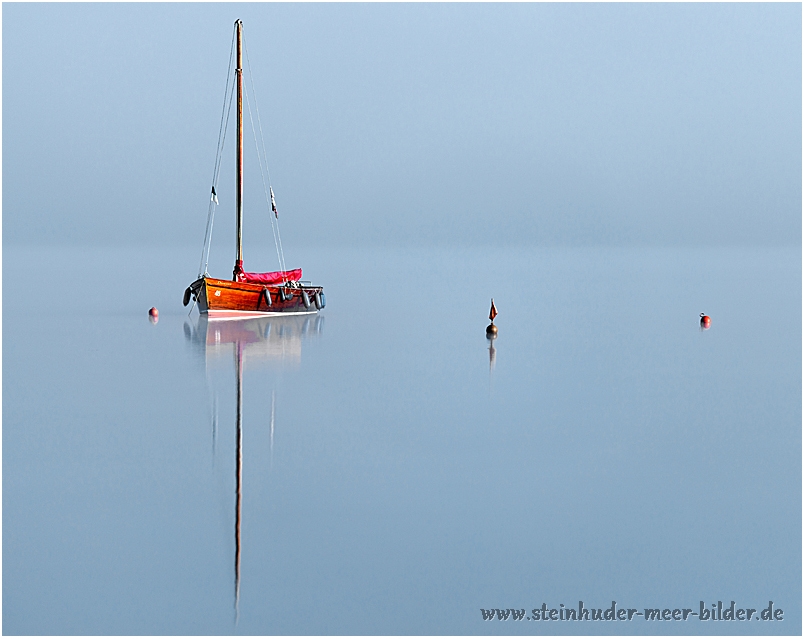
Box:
240 268 302 285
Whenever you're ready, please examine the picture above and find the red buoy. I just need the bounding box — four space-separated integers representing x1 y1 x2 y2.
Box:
149 307 159 324
700 313 711 330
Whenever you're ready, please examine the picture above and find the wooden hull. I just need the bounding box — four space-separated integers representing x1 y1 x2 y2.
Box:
188 277 323 320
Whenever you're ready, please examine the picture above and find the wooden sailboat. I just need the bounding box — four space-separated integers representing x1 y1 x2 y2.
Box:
184 20 325 320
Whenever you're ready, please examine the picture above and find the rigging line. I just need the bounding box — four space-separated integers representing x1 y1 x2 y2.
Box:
199 78 237 278
211 25 237 188
214 77 237 188
199 29 237 278
244 86 285 276
273 198 288 276
198 199 215 277
275 210 289 279
242 30 287 275
242 29 273 186
243 30 289 277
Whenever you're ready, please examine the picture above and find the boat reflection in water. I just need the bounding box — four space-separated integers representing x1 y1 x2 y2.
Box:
184 314 323 621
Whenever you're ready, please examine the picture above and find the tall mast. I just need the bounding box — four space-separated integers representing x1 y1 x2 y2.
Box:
233 19 244 281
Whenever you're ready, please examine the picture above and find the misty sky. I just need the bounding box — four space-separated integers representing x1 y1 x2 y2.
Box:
3 3 801 249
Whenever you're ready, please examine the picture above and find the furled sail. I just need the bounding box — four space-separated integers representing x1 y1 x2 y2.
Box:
238 268 302 285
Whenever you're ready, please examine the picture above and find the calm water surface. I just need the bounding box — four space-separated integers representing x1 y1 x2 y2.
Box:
3 244 800 635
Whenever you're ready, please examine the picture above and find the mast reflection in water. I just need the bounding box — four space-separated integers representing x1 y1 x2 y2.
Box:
184 314 324 621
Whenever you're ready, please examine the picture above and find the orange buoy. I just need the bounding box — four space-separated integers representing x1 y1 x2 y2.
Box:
700 313 711 330
149 307 159 324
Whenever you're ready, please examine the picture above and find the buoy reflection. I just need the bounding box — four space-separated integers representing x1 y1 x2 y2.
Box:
487 334 496 372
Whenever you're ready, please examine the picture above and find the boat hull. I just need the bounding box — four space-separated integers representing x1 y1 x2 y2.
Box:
188 277 322 320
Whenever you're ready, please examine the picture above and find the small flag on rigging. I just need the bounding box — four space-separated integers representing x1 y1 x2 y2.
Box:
211 186 219 205
270 187 278 218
